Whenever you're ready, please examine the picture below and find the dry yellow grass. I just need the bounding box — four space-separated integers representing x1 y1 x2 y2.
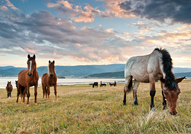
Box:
0 80 191 133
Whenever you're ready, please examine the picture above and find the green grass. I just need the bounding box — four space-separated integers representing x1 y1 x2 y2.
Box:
0 80 191 133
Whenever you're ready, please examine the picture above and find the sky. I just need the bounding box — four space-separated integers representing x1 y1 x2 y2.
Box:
0 0 191 67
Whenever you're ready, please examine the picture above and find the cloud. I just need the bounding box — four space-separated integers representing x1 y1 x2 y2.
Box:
0 10 133 63
99 0 135 18
0 5 8 11
119 0 191 24
47 0 100 23
5 0 20 11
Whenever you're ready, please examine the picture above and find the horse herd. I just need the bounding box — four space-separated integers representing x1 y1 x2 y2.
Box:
90 81 116 88
5 48 186 115
5 54 57 105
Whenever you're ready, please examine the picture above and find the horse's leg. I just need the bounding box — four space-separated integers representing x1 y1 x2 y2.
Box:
47 86 50 100
161 82 167 110
133 80 140 105
26 86 30 105
34 82 38 104
54 84 57 100
45 86 47 98
23 89 25 103
16 85 20 103
149 74 156 109
42 85 45 99
123 76 132 105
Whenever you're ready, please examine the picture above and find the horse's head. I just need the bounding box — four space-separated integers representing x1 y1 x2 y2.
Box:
48 60 55 77
27 54 36 77
7 81 11 87
161 77 185 115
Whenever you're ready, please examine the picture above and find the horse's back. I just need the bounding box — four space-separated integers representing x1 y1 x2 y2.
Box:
125 51 162 82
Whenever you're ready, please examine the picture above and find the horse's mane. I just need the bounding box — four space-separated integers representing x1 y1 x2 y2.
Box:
154 48 177 90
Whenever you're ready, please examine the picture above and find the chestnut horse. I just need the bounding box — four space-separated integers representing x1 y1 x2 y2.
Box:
6 81 13 98
109 81 116 86
41 60 57 99
123 48 185 115
16 54 39 105
100 81 106 87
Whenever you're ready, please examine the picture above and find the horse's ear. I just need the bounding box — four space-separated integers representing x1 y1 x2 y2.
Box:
28 54 30 59
33 54 35 59
160 78 166 83
176 76 186 83
49 60 51 63
53 60 55 64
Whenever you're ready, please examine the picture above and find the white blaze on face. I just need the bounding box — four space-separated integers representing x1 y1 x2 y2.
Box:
29 60 32 73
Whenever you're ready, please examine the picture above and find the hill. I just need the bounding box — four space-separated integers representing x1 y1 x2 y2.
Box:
87 71 191 78
0 64 191 77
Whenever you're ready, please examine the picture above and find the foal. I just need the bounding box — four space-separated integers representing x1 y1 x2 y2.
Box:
41 60 57 99
6 81 13 98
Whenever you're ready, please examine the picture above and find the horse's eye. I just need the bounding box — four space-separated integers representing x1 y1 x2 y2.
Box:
164 92 167 95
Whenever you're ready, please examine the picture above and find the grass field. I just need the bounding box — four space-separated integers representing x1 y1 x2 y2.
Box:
0 80 191 134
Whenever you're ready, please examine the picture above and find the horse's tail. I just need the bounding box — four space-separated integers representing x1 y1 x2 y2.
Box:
127 76 133 93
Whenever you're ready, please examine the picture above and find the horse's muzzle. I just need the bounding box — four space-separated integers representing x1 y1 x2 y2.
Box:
28 73 32 76
170 111 177 115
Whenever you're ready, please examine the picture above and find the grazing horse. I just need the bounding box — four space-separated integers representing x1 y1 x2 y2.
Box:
109 81 116 86
16 54 39 105
41 60 57 99
100 81 106 87
123 48 185 115
89 82 98 88
6 81 13 98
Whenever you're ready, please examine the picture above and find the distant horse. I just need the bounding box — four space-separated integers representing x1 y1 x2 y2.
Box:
6 81 13 98
41 60 57 99
109 81 116 86
100 81 106 87
16 54 39 105
123 48 185 115
89 82 98 88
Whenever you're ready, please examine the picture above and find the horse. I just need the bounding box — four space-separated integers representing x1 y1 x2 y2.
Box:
6 81 13 98
109 81 116 86
16 54 39 105
100 81 106 87
123 48 185 115
41 60 57 99
89 82 98 88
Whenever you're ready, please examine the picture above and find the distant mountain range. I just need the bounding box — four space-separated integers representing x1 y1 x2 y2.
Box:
0 64 191 78
87 71 191 78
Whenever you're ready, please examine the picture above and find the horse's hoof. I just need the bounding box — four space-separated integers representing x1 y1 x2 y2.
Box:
134 102 138 105
163 106 167 110
151 107 155 111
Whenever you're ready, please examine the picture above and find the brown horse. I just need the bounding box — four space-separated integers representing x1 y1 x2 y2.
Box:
100 81 106 87
109 81 116 86
41 60 57 99
16 54 39 105
123 48 185 115
6 81 13 98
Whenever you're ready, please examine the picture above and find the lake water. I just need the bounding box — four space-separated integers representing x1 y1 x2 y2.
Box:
0 77 125 89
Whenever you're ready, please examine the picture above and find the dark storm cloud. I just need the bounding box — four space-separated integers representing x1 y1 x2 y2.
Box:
119 0 191 24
